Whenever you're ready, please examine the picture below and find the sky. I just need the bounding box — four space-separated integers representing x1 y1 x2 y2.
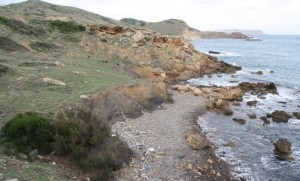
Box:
1 0 299 34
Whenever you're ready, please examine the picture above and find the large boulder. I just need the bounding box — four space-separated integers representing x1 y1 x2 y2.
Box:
271 110 290 123
273 138 294 160
132 31 145 46
184 131 210 150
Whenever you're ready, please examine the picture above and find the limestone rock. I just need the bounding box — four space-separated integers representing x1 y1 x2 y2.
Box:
184 131 210 150
42 78 66 86
132 31 145 46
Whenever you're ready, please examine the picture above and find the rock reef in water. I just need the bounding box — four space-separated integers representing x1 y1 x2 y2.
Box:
273 138 294 161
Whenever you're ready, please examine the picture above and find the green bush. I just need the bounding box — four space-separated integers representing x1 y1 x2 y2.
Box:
29 41 59 52
0 37 27 52
0 108 132 180
63 35 80 42
0 64 9 77
0 16 46 37
50 20 85 34
0 112 55 154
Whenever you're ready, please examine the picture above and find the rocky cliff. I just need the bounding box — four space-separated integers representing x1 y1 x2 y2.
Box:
83 24 240 81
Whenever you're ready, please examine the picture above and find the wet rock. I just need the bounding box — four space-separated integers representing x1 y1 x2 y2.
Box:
232 102 241 106
273 138 294 161
271 110 290 123
247 113 257 119
260 116 270 125
247 100 257 106
209 50 222 54
207 98 233 115
239 82 278 95
232 118 246 124
184 131 210 150
270 70 274 73
256 71 263 75
293 112 300 119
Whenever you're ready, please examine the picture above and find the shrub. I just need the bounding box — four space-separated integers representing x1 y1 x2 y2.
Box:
0 108 132 180
0 64 9 77
50 20 85 34
0 16 46 37
0 37 27 52
0 112 55 155
29 41 59 52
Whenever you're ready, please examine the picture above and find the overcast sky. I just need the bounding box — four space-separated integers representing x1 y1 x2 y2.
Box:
1 0 299 34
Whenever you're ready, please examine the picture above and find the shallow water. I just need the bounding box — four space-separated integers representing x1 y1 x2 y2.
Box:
190 35 300 180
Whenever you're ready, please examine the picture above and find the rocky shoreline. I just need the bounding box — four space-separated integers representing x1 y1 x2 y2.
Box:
112 89 238 180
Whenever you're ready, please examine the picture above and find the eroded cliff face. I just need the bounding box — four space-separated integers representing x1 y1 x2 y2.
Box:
78 24 240 82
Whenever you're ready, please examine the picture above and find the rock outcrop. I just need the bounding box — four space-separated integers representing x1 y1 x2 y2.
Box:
239 82 278 95
273 138 294 160
84 25 241 82
271 110 290 123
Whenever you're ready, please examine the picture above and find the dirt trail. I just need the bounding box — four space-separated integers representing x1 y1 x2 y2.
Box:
113 90 236 181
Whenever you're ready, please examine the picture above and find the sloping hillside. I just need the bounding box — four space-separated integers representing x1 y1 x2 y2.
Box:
120 18 248 39
0 0 119 25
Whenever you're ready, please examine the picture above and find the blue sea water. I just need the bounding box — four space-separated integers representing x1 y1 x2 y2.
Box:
189 35 300 181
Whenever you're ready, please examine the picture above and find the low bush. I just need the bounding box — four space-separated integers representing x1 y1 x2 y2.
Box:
0 64 9 77
0 16 46 37
0 108 132 180
0 37 27 52
50 20 85 34
0 112 55 155
29 41 59 52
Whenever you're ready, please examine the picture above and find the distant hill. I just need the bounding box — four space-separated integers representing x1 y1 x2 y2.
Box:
220 29 266 36
120 18 248 39
0 0 119 25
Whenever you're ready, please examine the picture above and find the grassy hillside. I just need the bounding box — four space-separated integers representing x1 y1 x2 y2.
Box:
0 0 119 25
121 18 188 36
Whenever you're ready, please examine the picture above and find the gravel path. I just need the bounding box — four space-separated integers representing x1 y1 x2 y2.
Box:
113 90 236 181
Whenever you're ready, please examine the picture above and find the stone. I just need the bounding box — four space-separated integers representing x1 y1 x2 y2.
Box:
273 138 294 160
247 100 257 106
247 113 257 119
232 118 246 124
54 61 65 67
184 131 210 150
260 116 270 125
80 95 89 100
293 112 300 119
132 31 145 46
256 71 263 75
43 78 66 86
271 110 290 123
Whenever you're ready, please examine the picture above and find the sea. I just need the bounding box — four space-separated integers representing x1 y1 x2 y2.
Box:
189 35 300 181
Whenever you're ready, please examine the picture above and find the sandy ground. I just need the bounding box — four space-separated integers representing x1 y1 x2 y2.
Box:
113 90 237 181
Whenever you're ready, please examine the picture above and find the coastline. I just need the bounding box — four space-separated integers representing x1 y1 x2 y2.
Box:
113 89 237 180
